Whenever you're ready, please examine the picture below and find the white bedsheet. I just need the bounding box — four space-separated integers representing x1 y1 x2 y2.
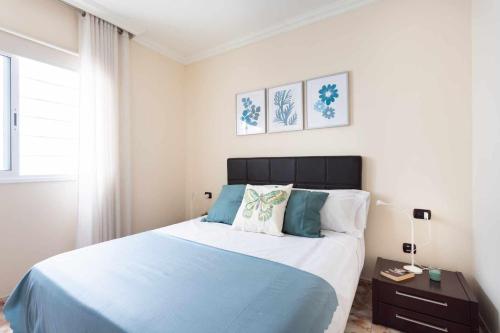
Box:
156 217 364 333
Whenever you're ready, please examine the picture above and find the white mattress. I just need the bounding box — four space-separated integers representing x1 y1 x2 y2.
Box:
156 217 364 333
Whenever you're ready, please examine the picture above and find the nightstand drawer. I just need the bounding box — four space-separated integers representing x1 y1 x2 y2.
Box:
376 281 470 324
378 303 473 333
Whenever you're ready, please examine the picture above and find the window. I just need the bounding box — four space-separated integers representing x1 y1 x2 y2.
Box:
0 54 11 172
0 51 79 182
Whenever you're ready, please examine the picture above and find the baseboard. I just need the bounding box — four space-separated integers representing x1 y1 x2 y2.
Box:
359 276 371 283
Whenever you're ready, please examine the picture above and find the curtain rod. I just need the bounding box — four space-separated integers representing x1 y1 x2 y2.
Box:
81 11 134 39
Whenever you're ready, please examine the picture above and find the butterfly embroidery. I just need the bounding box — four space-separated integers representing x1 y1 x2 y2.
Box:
242 189 288 221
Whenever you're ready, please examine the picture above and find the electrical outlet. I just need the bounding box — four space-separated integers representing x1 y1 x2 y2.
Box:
403 243 416 254
413 208 431 220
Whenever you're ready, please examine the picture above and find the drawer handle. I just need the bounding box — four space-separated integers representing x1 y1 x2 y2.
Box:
395 290 448 307
396 314 448 332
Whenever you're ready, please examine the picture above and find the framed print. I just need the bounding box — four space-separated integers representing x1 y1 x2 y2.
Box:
306 72 349 129
267 81 303 133
236 89 266 135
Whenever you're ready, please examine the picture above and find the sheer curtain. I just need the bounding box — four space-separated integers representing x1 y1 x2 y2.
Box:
77 13 132 247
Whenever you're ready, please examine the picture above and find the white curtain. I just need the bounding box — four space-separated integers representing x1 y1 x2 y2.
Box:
77 14 132 247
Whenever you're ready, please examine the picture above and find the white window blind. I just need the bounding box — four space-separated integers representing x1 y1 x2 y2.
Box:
0 54 11 171
18 57 79 176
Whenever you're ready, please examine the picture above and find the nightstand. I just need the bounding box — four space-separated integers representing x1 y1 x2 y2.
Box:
372 257 478 332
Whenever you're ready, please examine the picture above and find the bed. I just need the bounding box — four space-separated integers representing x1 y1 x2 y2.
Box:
162 217 365 332
5 156 365 333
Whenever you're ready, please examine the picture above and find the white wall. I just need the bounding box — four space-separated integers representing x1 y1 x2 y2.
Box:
472 0 500 331
184 0 474 280
0 0 186 297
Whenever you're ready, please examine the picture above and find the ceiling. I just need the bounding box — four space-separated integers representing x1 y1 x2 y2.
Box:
62 0 374 64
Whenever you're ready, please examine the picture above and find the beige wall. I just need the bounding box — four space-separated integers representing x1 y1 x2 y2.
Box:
185 0 473 279
130 42 186 233
0 0 78 54
472 0 500 331
0 182 78 297
0 0 482 320
0 0 186 296
0 0 80 299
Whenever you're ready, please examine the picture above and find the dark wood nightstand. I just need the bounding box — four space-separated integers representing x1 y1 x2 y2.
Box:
372 257 478 332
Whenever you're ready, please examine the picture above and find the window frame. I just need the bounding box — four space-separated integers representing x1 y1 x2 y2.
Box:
0 49 77 184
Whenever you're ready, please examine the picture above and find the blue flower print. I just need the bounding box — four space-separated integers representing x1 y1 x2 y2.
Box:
322 107 335 119
240 97 261 126
314 100 327 113
242 97 251 108
318 84 339 105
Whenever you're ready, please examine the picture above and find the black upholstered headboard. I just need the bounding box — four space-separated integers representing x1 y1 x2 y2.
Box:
227 156 362 190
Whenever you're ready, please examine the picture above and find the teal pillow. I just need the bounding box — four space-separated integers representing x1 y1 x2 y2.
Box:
203 185 246 225
283 190 329 238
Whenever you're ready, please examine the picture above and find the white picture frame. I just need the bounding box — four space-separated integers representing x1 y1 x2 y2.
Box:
267 81 304 133
306 72 349 129
236 89 266 135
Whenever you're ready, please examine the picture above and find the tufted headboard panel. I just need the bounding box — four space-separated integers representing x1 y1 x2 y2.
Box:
227 156 362 190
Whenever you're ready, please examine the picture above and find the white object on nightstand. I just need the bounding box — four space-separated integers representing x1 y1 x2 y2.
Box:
376 200 423 274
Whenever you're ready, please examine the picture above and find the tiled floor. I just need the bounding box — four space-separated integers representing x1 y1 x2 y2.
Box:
0 299 10 333
345 279 400 333
0 281 395 333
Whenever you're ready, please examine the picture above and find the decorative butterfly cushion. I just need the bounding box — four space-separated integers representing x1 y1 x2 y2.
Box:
232 184 293 236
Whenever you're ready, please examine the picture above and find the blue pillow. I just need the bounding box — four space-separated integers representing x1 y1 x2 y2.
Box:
283 190 329 238
203 185 246 225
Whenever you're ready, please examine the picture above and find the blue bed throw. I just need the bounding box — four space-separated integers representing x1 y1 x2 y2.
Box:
5 232 338 333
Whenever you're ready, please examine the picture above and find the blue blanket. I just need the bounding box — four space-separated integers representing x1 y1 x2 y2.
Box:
5 232 337 333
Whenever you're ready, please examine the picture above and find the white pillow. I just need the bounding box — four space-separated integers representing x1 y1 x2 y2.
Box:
232 184 293 236
296 189 371 238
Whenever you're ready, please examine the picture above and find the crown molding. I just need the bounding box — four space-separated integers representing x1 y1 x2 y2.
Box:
63 0 376 65
184 0 376 64
133 36 188 64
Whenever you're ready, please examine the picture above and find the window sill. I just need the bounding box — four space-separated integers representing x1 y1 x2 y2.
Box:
0 175 76 184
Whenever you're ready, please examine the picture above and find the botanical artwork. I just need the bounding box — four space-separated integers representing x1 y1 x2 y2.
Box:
274 90 296 125
240 97 261 126
242 188 288 221
267 82 303 133
313 84 338 119
236 89 266 135
306 72 349 129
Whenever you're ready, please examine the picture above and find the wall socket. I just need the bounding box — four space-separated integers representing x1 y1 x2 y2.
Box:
413 208 431 220
403 242 416 254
